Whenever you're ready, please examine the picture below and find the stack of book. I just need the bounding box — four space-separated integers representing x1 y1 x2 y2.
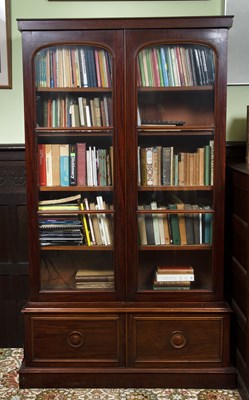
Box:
38 194 83 246
153 266 195 290
75 268 114 289
39 215 83 246
38 194 113 247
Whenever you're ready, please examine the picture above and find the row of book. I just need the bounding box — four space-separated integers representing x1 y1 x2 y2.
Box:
154 265 194 290
35 46 112 88
38 143 113 187
138 141 214 187
36 95 113 128
137 45 215 87
138 201 213 246
38 194 113 247
75 268 114 289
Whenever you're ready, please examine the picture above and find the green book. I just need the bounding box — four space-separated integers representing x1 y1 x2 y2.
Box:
204 144 211 185
168 204 180 245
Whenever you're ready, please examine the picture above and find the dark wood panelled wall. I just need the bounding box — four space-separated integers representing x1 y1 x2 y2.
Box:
0 145 29 347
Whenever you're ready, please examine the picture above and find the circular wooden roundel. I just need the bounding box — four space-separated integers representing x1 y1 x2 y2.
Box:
67 331 84 348
170 331 187 349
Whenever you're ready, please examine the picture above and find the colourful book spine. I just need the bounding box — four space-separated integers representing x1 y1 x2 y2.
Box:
69 144 77 186
204 144 211 185
38 144 46 186
80 202 91 246
76 143 86 186
160 47 169 86
168 204 180 245
59 144 69 186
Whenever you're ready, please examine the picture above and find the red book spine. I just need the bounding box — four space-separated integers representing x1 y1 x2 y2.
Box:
77 142 86 186
38 144 46 186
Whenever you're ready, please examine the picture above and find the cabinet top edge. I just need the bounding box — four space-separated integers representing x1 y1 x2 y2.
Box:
17 16 234 32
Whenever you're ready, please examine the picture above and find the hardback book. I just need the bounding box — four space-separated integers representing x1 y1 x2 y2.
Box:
89 202 103 246
83 197 96 245
192 204 200 244
140 147 154 186
144 204 155 245
162 147 172 185
155 272 194 282
59 144 69 186
138 205 147 246
76 142 86 186
69 144 77 186
150 201 160 245
45 144 53 187
176 203 187 245
51 144 60 187
157 265 194 274
184 203 195 245
204 144 211 185
168 204 180 245
38 144 46 186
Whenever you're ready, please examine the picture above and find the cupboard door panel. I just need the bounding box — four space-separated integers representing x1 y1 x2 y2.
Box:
129 314 229 367
27 314 125 367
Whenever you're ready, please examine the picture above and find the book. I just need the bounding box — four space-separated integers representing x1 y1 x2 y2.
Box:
89 202 103 246
83 197 96 245
38 194 81 206
155 272 194 282
59 144 69 186
138 205 147 245
38 144 46 186
76 142 86 186
150 201 160 245
140 147 153 186
162 147 172 186
176 203 187 245
157 265 194 274
69 144 77 186
168 204 180 245
204 144 211 185
144 204 155 245
45 144 53 187
184 203 195 245
79 201 91 246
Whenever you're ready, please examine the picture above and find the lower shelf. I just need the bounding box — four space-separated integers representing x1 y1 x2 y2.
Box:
20 305 236 389
19 363 237 389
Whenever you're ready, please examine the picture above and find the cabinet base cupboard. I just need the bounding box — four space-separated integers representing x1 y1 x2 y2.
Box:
17 17 236 388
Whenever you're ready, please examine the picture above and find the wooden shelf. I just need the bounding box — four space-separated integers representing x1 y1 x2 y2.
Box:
39 186 113 191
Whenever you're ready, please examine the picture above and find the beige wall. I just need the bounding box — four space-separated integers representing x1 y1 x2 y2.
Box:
1 0 246 143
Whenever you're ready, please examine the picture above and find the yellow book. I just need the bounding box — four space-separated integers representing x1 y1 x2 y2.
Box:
80 202 91 246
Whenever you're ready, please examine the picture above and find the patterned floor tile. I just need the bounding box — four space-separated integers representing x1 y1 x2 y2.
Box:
0 349 241 400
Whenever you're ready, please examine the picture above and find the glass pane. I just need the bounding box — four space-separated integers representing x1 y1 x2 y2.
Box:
136 43 215 293
34 44 115 292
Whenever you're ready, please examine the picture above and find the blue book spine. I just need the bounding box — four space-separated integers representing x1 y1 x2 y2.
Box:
60 145 69 186
160 47 169 87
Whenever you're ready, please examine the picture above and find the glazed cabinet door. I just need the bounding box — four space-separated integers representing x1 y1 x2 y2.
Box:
125 28 228 302
22 29 125 301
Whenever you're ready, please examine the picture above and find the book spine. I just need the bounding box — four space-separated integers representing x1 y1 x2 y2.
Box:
69 144 77 186
38 144 46 186
59 144 69 186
